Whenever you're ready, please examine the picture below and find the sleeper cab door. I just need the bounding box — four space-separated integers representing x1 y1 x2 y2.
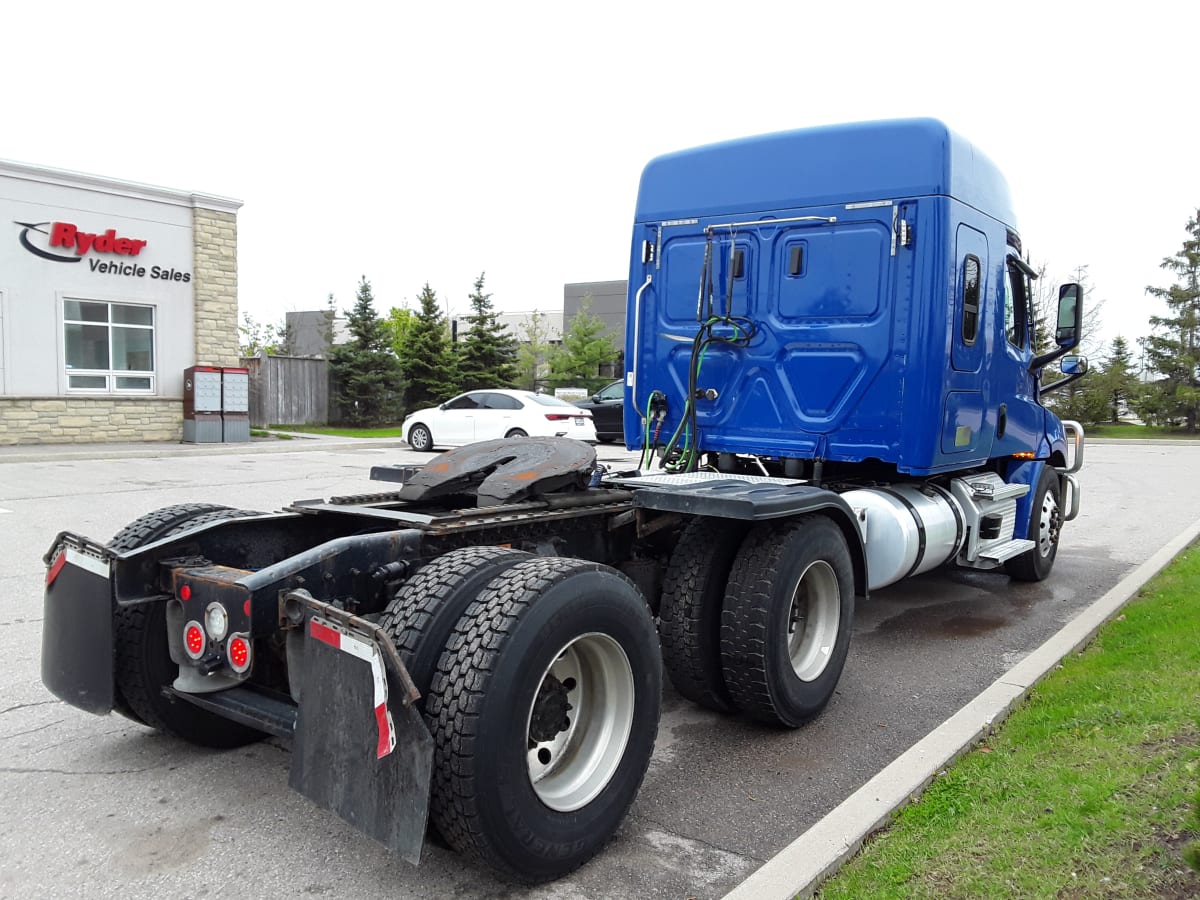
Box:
942 225 988 457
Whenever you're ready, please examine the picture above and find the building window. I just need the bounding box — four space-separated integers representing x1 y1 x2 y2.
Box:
64 299 155 392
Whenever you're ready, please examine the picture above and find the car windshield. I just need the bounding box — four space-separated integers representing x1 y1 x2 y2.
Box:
527 394 576 408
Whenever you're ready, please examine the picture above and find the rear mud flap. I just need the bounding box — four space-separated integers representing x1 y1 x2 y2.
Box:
288 603 433 865
41 536 115 715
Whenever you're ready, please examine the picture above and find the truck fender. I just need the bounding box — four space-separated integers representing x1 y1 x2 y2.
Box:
632 480 867 599
1004 458 1048 537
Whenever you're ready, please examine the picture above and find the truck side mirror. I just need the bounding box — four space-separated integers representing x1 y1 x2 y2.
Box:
1055 283 1083 349
1060 355 1088 376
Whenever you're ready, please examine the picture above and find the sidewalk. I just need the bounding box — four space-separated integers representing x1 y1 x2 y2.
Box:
0 431 413 464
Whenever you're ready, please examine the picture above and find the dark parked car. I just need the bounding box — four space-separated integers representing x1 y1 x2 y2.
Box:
575 380 624 443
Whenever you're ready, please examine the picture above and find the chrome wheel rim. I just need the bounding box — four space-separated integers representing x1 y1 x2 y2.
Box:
787 560 841 682
526 632 634 812
1037 489 1062 557
410 427 429 451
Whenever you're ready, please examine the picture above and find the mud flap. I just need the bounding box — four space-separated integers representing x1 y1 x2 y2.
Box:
41 536 115 715
288 605 433 865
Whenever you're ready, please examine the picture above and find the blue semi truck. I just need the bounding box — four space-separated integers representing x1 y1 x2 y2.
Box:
41 119 1085 883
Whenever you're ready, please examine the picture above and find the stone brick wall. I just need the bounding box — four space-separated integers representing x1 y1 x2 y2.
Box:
0 398 182 445
192 207 240 367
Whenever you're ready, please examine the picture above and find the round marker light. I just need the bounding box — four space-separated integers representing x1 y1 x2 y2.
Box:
204 603 229 641
227 635 252 674
179 584 192 601
184 621 206 659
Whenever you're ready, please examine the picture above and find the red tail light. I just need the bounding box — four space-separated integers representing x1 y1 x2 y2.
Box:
545 414 571 421
227 635 252 674
184 621 206 659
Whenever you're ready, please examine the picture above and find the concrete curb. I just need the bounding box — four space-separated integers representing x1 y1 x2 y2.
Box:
723 514 1200 900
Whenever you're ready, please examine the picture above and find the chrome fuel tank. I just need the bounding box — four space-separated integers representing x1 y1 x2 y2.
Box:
842 484 964 590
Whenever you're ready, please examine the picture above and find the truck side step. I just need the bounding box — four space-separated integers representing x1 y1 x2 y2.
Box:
168 684 297 739
977 538 1036 564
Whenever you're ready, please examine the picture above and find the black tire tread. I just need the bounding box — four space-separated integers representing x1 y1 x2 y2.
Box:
378 545 532 699
658 517 748 712
106 503 232 724
720 515 852 726
425 556 615 877
112 504 264 746
1005 468 1061 582
108 503 231 551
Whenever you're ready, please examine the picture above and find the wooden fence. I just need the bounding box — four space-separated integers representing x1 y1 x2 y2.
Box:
241 355 329 427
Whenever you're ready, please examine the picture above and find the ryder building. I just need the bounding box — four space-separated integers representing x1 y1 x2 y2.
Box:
0 159 241 444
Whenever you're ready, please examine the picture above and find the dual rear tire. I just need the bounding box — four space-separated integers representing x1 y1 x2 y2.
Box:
660 514 856 728
384 550 662 883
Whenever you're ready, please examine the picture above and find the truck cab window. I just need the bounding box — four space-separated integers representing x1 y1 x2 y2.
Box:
1005 260 1027 348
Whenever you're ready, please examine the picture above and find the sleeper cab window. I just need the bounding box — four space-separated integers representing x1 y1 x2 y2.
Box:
961 255 980 345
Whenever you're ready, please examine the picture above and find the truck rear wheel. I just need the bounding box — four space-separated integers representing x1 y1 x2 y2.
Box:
379 546 532 701
658 516 750 713
426 557 661 883
106 503 233 725
720 515 854 727
1005 466 1062 582
112 505 266 748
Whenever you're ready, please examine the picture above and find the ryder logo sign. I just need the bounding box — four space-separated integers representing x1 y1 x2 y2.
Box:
16 220 147 262
14 220 191 283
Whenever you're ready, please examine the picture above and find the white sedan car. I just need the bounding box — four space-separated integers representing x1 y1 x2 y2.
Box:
402 389 597 451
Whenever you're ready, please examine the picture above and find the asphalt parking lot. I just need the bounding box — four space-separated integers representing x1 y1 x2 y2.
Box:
2 438 1198 898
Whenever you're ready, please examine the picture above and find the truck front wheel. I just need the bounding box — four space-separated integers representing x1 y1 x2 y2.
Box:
426 557 661 883
112 505 266 749
1005 466 1063 582
720 515 855 727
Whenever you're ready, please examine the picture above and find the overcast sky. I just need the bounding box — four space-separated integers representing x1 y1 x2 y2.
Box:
6 1 1198 357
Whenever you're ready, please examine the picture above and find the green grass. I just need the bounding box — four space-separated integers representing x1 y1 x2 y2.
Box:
268 424 406 438
1087 422 1200 439
817 549 1200 899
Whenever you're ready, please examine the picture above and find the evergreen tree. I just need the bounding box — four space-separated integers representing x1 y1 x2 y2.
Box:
327 276 405 426
456 273 519 391
400 283 458 410
546 297 618 393
1141 210 1200 431
1092 336 1141 423
515 310 554 391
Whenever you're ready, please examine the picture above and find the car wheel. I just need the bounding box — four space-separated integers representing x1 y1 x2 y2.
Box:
408 423 433 451
505 428 528 439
